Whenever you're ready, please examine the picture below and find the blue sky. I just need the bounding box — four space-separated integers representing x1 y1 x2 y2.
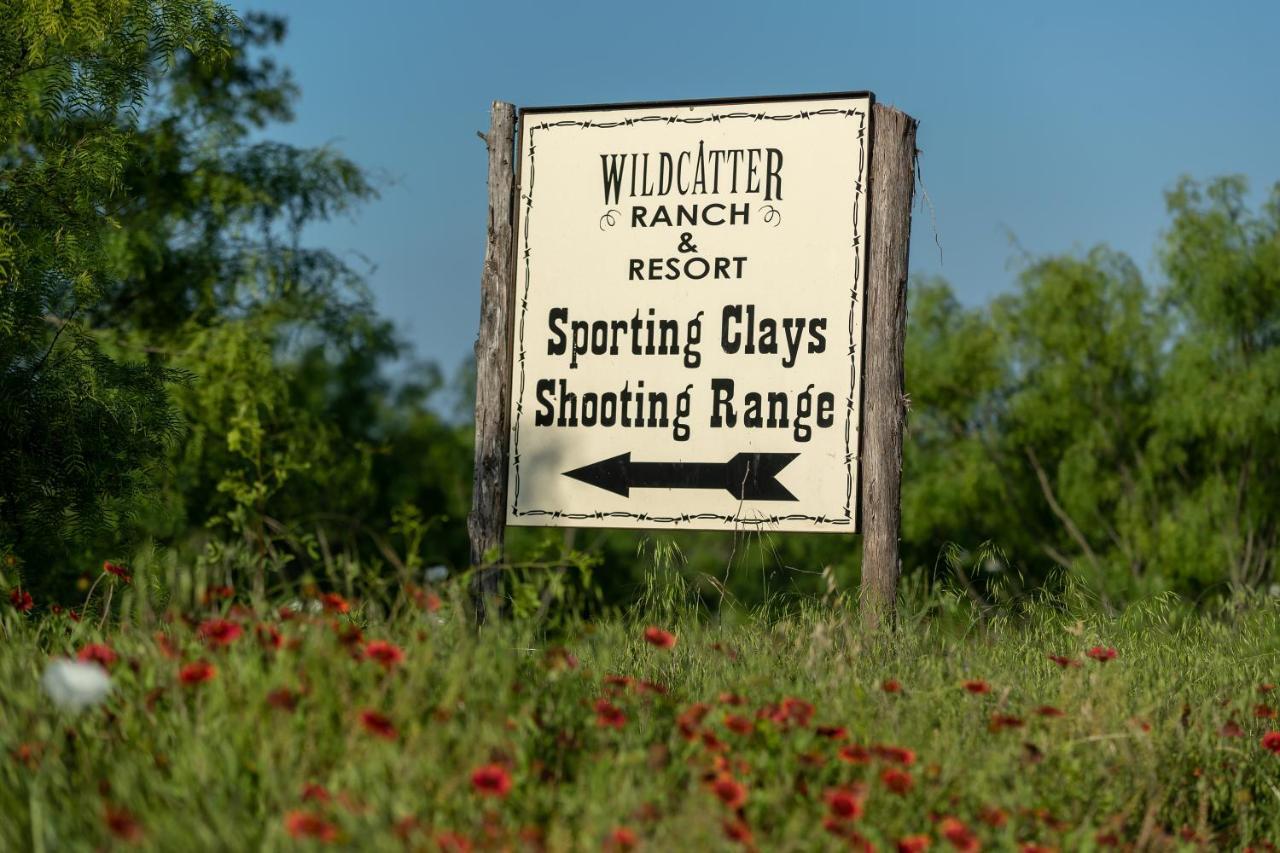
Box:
249 0 1279 375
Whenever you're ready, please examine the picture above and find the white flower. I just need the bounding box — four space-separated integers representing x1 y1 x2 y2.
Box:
424 565 449 583
41 659 113 712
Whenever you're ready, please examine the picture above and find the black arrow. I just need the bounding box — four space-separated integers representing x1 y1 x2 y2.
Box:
562 452 799 502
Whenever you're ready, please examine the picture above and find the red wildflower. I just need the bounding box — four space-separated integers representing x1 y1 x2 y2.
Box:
201 584 234 604
1254 704 1278 720
363 640 406 670
1220 719 1245 738
719 692 746 706
1047 655 1079 668
1035 705 1066 718
595 698 627 729
358 709 397 740
701 731 728 753
336 624 363 648
898 836 932 853
266 687 299 712
256 623 283 650
874 744 917 766
816 725 849 740
723 819 754 847
978 806 1009 828
963 679 992 694
882 678 902 693
989 713 1025 733
880 766 915 795
939 817 979 852
1261 684 1277 694
301 783 331 803
1262 731 1280 755
1021 846 1057 853
837 744 872 765
724 713 754 735
1086 646 1118 663
435 832 473 852
321 592 350 614
284 810 338 842
471 763 512 798
643 626 676 649
178 660 216 686
104 805 143 843
11 742 43 769
103 561 132 583
677 703 710 740
824 785 866 821
605 827 638 851
779 696 815 727
197 618 242 647
711 774 748 810
9 588 33 612
77 643 118 670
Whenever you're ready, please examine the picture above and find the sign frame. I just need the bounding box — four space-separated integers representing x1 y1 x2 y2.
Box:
503 91 879 533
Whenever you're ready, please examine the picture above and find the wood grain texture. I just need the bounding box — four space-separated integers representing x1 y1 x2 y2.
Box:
468 101 517 617
860 103 918 632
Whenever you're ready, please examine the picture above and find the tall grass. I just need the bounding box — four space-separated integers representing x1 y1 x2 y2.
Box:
1 558 1278 850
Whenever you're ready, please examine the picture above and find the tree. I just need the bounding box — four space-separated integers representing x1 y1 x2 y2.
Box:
1 1 236 570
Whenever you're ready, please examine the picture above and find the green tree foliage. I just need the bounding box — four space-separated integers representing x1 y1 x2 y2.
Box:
903 177 1279 601
1 1 235 564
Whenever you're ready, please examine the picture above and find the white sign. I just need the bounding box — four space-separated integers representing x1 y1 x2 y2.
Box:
506 93 873 532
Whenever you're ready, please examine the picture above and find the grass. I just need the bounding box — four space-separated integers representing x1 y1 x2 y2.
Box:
1 567 1279 851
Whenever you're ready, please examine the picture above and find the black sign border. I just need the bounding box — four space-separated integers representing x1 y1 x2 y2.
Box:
507 91 876 533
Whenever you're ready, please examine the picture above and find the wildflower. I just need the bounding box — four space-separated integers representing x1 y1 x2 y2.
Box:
939 817 979 852
256 623 283 650
643 626 677 649
1262 731 1280 755
1021 846 1057 853
103 561 132 583
1261 684 1277 694
77 643 118 670
1047 655 1079 668
12 742 43 769
201 584 234 604
815 725 849 740
723 819 754 846
436 831 473 852
1034 705 1065 718
301 783 331 803
898 836 932 853
605 827 638 851
1220 720 1245 738
284 810 338 842
42 660 112 711
880 767 914 795
9 588 33 612
1254 704 1278 720
963 679 992 694
724 713 754 735
1086 646 1117 663
719 692 746 706
824 785 865 821
779 697 815 727
358 709 397 740
701 731 728 753
882 678 902 693
837 744 872 765
595 698 627 729
179 660 216 686
874 744 917 766
363 640 406 670
321 592 350 614
989 713 1025 733
711 774 747 809
471 763 512 797
104 805 143 843
197 618 242 647
676 703 710 740
978 806 1009 828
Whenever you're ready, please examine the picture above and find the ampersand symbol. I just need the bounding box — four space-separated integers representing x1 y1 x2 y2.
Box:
677 232 698 253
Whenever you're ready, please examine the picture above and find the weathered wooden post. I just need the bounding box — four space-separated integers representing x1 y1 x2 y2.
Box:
860 104 918 632
468 101 517 619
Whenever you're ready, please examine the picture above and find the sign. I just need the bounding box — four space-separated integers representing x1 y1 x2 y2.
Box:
506 92 874 532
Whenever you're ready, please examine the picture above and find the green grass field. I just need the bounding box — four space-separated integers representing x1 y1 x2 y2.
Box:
2 570 1279 851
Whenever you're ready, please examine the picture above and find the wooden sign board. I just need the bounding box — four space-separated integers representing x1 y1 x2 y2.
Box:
504 93 874 532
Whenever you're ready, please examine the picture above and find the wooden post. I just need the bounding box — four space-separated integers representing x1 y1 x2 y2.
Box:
860 103 918 633
468 101 517 620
